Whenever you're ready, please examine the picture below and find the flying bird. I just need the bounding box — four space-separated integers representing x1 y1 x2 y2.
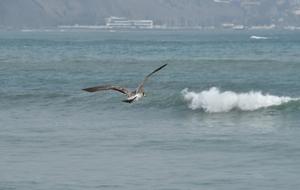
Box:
82 64 168 103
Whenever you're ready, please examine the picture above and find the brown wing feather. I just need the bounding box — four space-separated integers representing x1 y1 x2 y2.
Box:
137 64 167 93
82 85 131 96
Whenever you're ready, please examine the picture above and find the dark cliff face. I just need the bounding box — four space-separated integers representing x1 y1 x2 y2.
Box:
0 0 299 28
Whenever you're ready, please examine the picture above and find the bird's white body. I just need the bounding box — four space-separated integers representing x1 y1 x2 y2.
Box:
128 93 143 101
135 93 144 100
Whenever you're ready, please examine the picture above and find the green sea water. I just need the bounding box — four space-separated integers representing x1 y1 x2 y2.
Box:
1 30 300 190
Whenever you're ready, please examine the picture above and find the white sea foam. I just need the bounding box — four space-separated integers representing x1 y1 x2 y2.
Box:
250 35 268 40
182 87 295 113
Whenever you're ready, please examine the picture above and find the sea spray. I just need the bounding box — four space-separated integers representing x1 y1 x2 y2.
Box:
182 87 294 113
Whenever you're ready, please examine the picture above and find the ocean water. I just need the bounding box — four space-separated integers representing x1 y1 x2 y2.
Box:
1 30 300 190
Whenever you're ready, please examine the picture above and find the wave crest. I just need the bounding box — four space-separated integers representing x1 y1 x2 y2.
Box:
250 35 268 40
182 87 295 113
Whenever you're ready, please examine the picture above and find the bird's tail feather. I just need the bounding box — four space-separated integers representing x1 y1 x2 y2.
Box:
122 97 136 103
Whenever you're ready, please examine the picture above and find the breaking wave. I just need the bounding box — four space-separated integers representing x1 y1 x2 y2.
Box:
250 35 268 40
182 87 298 113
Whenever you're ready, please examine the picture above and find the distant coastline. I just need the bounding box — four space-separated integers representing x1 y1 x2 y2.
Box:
4 25 299 33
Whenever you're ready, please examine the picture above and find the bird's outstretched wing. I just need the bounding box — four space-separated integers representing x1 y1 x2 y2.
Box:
82 85 131 96
137 64 168 93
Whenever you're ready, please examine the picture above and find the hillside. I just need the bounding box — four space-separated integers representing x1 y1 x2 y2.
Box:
0 0 300 28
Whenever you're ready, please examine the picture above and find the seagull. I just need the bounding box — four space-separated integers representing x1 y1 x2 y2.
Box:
82 64 167 103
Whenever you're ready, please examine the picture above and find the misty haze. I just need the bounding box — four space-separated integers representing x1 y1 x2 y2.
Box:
1 0 300 30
